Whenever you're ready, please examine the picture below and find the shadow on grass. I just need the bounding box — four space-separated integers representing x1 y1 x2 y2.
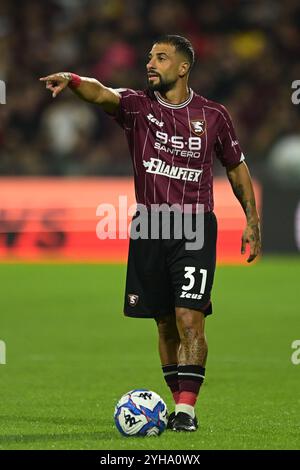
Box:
0 431 117 444
0 415 118 443
0 415 106 426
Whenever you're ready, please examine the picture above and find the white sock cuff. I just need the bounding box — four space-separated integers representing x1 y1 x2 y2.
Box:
175 404 195 419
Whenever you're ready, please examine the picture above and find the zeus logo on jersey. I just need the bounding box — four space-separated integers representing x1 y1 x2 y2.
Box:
147 113 164 128
143 158 203 182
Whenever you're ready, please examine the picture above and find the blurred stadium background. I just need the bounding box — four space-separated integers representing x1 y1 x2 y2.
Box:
1 0 300 258
0 0 299 450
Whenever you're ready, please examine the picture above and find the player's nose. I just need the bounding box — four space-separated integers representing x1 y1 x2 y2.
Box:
146 59 156 71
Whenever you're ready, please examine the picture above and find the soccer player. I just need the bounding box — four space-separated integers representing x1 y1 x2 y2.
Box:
40 35 261 432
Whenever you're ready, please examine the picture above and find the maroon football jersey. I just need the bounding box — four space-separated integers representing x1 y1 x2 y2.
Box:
113 88 244 212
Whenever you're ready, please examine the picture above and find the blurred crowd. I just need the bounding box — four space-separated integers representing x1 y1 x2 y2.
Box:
0 0 300 178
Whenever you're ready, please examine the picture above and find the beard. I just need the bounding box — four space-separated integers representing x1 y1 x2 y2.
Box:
147 74 176 93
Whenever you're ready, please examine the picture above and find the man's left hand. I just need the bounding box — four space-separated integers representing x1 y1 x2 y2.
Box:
241 221 261 263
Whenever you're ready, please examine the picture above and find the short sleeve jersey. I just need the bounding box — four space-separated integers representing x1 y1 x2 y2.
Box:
113 88 244 212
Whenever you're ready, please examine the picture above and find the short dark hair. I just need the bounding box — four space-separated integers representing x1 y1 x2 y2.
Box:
153 35 195 70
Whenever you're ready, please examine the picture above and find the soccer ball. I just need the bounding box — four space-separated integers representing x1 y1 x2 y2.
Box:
114 389 168 437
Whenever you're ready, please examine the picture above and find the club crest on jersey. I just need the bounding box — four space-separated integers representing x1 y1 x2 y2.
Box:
128 294 139 306
190 119 206 136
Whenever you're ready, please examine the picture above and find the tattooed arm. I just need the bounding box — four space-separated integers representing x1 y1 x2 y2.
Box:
226 162 261 263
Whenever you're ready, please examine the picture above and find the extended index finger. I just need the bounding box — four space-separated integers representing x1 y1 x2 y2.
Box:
39 75 58 82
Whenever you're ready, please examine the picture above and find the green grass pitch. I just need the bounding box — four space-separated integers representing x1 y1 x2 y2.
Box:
0 257 299 450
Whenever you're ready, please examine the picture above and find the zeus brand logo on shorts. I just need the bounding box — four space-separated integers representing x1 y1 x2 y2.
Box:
143 158 202 182
147 113 164 127
180 292 203 300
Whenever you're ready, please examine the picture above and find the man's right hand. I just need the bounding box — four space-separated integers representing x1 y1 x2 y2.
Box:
39 72 72 98
39 73 120 113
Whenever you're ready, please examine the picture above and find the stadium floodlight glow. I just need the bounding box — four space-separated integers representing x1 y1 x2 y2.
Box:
0 80 6 104
0 340 6 365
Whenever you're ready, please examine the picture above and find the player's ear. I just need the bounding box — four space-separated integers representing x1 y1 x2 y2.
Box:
178 61 190 78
